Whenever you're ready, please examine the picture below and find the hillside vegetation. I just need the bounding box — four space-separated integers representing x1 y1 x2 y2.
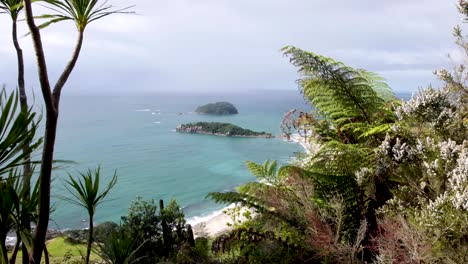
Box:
176 122 272 138
195 102 239 115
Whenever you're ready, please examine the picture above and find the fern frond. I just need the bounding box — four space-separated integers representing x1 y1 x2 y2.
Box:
282 46 392 138
310 141 373 177
358 70 394 102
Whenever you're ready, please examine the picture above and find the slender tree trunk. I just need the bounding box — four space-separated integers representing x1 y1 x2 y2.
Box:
52 30 84 102
31 112 57 264
9 234 21 264
23 1 54 110
23 2 85 261
43 243 49 264
12 18 27 112
12 17 33 264
160 199 171 257
1 234 8 264
86 215 93 264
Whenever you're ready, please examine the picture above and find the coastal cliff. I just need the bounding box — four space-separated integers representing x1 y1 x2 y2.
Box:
176 122 273 138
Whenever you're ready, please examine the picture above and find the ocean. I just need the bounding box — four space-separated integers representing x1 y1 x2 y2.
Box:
45 90 310 230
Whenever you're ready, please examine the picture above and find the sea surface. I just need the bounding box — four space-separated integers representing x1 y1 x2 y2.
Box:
45 90 310 230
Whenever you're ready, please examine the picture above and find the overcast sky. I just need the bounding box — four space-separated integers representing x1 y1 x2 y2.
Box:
0 0 464 95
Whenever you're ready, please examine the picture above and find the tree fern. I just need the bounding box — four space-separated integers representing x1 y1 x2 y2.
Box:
282 46 394 141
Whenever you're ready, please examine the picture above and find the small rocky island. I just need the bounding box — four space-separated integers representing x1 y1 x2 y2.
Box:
176 122 273 138
195 102 238 115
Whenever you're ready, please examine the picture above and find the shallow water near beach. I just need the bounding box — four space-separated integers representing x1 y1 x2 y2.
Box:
43 90 309 230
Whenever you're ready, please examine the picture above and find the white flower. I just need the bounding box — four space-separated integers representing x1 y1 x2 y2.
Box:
355 167 372 185
448 150 468 210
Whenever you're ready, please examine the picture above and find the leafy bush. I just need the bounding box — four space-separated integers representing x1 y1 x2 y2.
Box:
94 221 119 243
117 197 194 263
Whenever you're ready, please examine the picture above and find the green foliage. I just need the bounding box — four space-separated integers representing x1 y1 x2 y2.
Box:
0 0 23 19
178 122 272 137
121 198 160 246
0 170 39 264
63 167 117 218
209 48 399 262
62 166 117 264
37 0 134 32
211 227 312 264
173 237 213 264
0 88 40 264
195 101 238 115
97 229 144 264
119 197 192 263
0 173 20 264
282 46 396 143
0 88 41 176
160 199 187 247
94 221 119 243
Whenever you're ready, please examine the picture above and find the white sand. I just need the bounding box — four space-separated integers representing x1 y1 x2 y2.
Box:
192 211 233 238
190 206 255 238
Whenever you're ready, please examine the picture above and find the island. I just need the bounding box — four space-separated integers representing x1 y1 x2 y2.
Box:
176 122 273 138
195 102 238 115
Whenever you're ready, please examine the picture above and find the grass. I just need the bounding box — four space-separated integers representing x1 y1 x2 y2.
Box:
8 236 101 264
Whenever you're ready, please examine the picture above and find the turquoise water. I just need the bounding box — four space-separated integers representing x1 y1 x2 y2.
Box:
45 91 309 230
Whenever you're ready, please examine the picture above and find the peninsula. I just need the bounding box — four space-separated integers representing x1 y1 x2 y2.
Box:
195 102 238 115
176 122 273 138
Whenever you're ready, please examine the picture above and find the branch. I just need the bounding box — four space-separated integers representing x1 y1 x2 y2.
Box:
52 29 84 106
23 0 55 113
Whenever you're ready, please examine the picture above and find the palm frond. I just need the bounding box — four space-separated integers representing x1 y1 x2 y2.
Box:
0 87 42 176
0 0 23 18
39 0 134 31
62 166 117 216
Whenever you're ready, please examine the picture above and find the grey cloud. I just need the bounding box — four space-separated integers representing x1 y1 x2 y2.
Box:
0 0 463 94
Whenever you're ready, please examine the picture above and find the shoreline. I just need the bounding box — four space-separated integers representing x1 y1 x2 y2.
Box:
190 134 311 237
6 135 311 244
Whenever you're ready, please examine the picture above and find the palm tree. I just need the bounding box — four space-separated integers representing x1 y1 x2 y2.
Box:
0 174 21 264
20 1 132 262
0 3 36 262
0 1 28 120
0 88 41 264
97 230 145 264
1 170 40 264
62 167 117 264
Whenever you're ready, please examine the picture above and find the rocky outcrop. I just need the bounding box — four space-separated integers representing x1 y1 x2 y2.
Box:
176 122 273 138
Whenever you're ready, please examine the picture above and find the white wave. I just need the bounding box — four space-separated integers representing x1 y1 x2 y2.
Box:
6 236 17 247
186 204 236 226
152 112 156 115
135 109 151 112
171 129 176 132
285 134 311 154
154 121 161 124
